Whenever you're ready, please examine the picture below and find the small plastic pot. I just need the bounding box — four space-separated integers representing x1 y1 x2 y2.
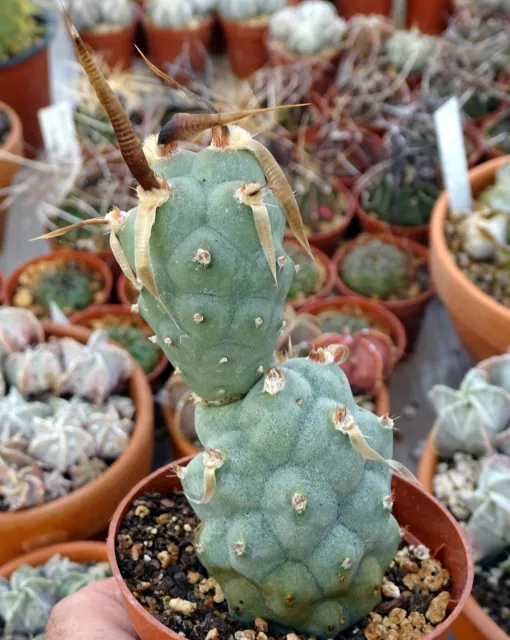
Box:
430 156 510 361
333 234 434 348
143 15 214 76
284 237 336 310
5 250 114 318
69 304 168 384
81 21 137 71
335 0 392 19
0 101 23 249
107 457 473 640
0 322 153 565
0 541 108 578
299 295 407 362
220 16 268 79
418 439 509 640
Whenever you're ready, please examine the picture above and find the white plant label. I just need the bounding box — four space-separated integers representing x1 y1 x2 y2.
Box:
38 102 81 164
434 97 473 214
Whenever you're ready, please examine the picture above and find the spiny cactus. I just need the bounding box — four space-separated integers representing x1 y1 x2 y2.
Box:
104 324 161 374
340 240 409 300
385 29 438 74
67 0 135 32
33 263 96 315
181 356 402 637
269 1 346 56
0 0 44 62
286 243 324 303
460 454 510 561
145 0 216 28
0 555 111 635
219 0 288 22
429 354 510 458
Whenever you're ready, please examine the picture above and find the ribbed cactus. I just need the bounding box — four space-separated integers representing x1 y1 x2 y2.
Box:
218 0 288 22
146 0 216 28
67 0 135 32
385 29 438 73
340 240 409 300
0 0 43 62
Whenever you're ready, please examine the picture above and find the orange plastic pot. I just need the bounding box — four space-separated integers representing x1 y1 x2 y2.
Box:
0 322 153 565
143 15 214 76
0 101 23 249
299 295 407 361
69 304 168 383
5 250 114 317
335 0 392 19
117 273 137 305
81 21 136 71
284 237 336 310
333 234 434 347
0 541 108 579
418 440 509 640
0 8 55 150
430 156 510 361
107 456 473 640
220 16 268 79
407 0 452 34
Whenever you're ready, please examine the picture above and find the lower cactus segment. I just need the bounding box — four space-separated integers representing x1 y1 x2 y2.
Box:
181 356 401 637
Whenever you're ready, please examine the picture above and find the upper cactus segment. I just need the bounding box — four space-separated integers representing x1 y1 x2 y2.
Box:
429 354 510 458
67 0 135 32
181 356 401 636
145 0 216 28
218 0 288 22
269 1 347 56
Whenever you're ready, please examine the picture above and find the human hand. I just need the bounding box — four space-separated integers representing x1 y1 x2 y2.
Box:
46 577 139 640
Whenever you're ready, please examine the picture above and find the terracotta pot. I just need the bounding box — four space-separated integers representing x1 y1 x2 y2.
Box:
5 250 114 318
354 124 484 246
0 541 108 579
333 234 434 347
335 0 392 19
69 304 168 383
407 0 452 34
0 8 55 151
418 440 509 640
47 235 122 280
430 156 510 361
143 15 214 76
482 105 510 160
0 322 153 565
81 21 136 71
284 237 336 310
0 270 4 304
107 456 473 640
220 16 268 79
117 273 137 305
0 101 23 249
299 295 407 361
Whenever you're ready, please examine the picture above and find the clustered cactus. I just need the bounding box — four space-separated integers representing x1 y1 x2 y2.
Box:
0 308 134 512
385 29 439 74
0 555 110 636
218 0 288 22
268 1 347 56
67 0 135 33
48 21 416 637
146 0 217 28
0 0 43 62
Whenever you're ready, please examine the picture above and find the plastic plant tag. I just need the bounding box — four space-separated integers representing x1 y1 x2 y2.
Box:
38 102 82 164
434 97 473 214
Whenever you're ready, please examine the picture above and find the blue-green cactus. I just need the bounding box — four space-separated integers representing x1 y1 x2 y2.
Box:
181 356 400 637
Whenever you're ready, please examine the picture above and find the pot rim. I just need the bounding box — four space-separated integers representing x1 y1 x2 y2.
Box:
332 233 435 311
0 321 153 524
284 237 336 309
80 18 138 38
107 456 474 640
0 6 56 71
0 101 23 155
142 12 214 34
429 156 510 322
418 438 510 640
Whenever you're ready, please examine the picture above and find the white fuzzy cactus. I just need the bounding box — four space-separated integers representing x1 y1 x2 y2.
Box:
269 1 346 56
4 344 62 398
86 405 134 459
67 0 135 32
146 0 217 28
219 0 288 22
385 29 438 73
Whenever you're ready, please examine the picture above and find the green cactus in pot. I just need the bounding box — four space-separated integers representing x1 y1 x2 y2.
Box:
105 324 161 375
0 0 44 62
285 242 325 303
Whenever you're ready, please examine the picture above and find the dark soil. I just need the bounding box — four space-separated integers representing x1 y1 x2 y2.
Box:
0 108 10 147
472 548 510 634
116 492 452 640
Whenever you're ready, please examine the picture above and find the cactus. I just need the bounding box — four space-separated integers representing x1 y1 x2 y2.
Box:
294 180 347 236
460 454 510 561
67 0 135 32
69 455 108 488
0 387 52 441
0 555 111 635
219 0 288 22
86 404 134 459
479 162 510 213
429 356 510 458
319 312 370 335
286 242 324 302
0 308 44 357
485 108 510 155
0 0 44 62
385 29 438 74
145 0 216 28
0 457 46 511
340 240 409 300
181 356 402 637
104 324 161 374
32 263 96 315
4 344 62 398
269 1 346 56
